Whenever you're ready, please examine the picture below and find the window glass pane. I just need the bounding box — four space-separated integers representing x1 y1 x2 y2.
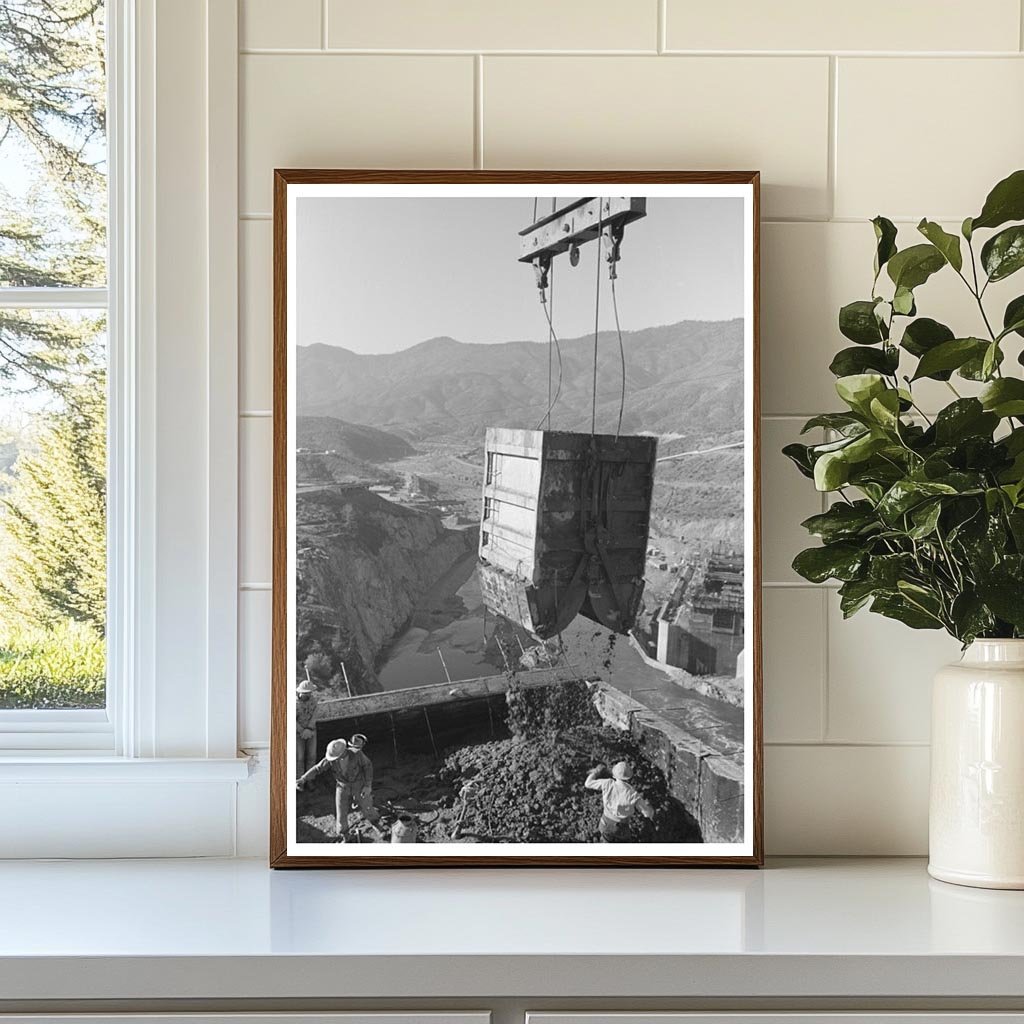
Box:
0 1 107 288
0 2 108 712
0 310 106 709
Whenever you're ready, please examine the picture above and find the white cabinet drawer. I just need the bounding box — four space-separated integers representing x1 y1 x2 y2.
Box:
528 1016 1024 1024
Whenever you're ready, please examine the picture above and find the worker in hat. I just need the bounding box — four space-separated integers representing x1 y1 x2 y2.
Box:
584 760 654 842
345 733 379 826
296 738 359 841
295 678 319 776
296 734 381 841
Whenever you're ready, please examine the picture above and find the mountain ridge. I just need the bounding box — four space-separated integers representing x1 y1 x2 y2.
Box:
297 319 744 443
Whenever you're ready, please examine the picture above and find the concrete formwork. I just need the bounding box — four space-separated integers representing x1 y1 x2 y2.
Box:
590 683 744 844
314 668 743 844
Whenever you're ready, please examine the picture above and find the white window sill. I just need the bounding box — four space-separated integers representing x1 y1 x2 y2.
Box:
0 754 252 782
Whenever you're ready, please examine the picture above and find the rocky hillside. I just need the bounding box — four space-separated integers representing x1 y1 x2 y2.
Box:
296 416 415 485
296 487 474 694
297 416 415 462
296 319 743 443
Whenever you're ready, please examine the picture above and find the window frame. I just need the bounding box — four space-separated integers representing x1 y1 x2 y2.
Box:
0 3 121 751
0 0 242 770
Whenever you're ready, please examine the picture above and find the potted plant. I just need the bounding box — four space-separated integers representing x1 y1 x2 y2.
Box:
785 169 1024 889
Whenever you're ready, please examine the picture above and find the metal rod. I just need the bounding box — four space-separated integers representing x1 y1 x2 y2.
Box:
340 661 353 698
422 708 439 758
436 647 452 683
390 711 399 768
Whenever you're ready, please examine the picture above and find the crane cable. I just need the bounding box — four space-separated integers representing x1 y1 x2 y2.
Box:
533 196 565 431
534 267 563 431
611 272 626 440
592 211 628 439
590 208 603 436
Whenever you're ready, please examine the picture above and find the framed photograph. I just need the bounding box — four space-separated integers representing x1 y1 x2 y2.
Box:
270 170 762 867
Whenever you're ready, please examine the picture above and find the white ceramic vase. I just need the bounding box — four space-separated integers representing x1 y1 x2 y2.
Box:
929 639 1024 889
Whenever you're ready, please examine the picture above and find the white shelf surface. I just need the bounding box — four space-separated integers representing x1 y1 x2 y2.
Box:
1 857 1024 1002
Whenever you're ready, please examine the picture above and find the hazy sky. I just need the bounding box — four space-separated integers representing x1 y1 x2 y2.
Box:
296 196 744 354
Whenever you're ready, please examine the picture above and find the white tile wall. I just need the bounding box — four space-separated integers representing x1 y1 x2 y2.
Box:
235 1 1024 854
483 56 831 219
240 54 475 213
326 0 660 52
836 58 1024 221
665 0 1021 53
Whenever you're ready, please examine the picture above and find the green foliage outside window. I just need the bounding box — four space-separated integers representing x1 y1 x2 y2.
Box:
0 1 107 708
786 170 1024 645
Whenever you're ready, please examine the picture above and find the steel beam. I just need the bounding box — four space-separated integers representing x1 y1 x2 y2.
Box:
518 197 647 264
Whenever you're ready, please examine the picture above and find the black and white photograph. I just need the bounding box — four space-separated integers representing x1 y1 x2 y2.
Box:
273 174 761 866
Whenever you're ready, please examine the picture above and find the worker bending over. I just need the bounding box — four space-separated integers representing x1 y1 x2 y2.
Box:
584 761 654 842
296 736 379 841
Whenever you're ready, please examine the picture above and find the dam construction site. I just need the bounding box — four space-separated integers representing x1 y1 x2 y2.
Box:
298 654 743 845
293 196 747 847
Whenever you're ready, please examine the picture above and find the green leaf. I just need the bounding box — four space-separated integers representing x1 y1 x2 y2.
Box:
872 216 898 278
971 169 1024 232
868 552 914 587
980 378 1024 418
800 412 865 435
871 594 943 630
887 243 946 291
908 500 942 539
877 479 958 524
917 219 963 272
868 389 902 430
814 450 850 491
839 299 887 345
1003 295 1024 339
900 318 955 375
962 216 974 241
950 592 995 644
960 344 1004 381
782 442 814 479
800 501 879 543
892 286 916 316
982 341 1001 381
829 345 899 378
911 337 988 380
976 573 1024 629
837 432 888 470
981 225 1024 282
835 373 886 413
933 399 998 445
838 579 879 617
792 542 866 584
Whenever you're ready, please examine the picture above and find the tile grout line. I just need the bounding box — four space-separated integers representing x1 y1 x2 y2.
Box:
657 0 667 54
1021 0 1024 52
474 55 484 169
321 0 329 50
827 55 838 220
237 47 1024 57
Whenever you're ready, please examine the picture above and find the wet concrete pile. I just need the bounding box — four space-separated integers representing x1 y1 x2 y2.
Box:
296 678 701 844
438 680 700 843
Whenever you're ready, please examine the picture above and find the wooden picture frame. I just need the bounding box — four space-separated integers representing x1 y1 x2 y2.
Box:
271 170 763 867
